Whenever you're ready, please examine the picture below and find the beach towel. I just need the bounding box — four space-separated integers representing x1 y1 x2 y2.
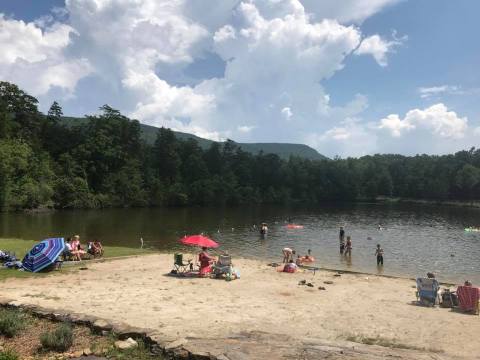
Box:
457 286 480 313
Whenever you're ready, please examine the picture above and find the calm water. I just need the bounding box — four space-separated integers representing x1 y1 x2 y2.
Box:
1 204 479 283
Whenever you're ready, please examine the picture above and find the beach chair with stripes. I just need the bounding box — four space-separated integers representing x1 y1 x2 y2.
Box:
456 285 480 315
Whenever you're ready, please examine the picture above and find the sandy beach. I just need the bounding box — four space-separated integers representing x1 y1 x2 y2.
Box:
1 254 479 359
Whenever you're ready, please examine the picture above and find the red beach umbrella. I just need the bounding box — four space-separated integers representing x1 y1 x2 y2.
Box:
180 235 219 248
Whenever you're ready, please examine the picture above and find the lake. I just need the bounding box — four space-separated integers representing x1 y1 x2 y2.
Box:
0 203 479 283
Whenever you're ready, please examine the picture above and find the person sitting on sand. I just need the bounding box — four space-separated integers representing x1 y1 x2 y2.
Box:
344 236 352 256
282 247 295 263
71 235 86 261
283 259 298 273
199 247 215 277
88 239 104 257
63 237 73 261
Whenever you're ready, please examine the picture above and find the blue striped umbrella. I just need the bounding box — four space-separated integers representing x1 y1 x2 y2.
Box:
22 238 65 273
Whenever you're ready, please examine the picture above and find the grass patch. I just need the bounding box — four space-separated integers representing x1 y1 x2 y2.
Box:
102 245 153 258
105 339 159 359
40 323 73 352
345 334 443 353
0 238 154 281
0 349 19 360
0 308 26 338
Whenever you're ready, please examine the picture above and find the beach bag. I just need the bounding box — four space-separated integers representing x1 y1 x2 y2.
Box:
440 289 458 308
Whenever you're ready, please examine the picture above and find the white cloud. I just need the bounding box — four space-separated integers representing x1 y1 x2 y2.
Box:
378 103 467 139
0 15 71 64
309 118 378 157
0 14 91 96
213 24 236 43
355 33 405 66
377 114 415 137
418 85 461 98
237 125 255 133
300 0 400 24
124 70 215 124
281 107 293 121
323 126 352 141
313 103 474 157
200 1 365 142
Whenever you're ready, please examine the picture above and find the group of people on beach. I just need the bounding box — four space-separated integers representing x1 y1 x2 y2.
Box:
63 235 103 261
281 248 315 272
339 226 384 266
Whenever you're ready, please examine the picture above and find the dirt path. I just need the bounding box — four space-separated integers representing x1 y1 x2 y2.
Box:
1 254 478 359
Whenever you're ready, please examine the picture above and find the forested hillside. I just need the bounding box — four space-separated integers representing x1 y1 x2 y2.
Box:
0 81 479 211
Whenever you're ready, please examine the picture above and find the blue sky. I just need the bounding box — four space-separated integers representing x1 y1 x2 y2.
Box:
326 0 480 121
0 0 478 157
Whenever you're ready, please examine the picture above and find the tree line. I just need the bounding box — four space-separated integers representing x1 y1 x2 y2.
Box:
0 81 479 211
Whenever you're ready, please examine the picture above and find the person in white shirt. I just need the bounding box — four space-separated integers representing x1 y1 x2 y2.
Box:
63 238 73 261
282 247 295 263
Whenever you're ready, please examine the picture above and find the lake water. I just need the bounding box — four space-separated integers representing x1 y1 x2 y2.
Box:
1 204 479 283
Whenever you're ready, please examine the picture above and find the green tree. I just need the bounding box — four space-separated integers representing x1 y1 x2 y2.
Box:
47 101 63 119
152 127 181 185
0 82 41 144
455 164 480 199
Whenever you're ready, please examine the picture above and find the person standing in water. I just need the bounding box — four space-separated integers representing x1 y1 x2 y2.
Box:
339 226 345 254
260 223 268 235
375 244 384 266
344 236 352 256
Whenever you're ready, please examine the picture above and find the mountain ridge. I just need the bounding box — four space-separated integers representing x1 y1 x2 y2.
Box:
63 117 328 161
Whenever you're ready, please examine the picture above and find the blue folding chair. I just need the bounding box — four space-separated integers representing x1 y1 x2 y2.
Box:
416 277 440 306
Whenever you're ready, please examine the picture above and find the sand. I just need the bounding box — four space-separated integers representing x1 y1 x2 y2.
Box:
1 254 479 359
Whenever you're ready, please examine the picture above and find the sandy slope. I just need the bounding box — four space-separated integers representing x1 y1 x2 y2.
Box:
1 254 479 359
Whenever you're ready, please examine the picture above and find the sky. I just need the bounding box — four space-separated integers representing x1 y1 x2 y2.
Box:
0 0 479 157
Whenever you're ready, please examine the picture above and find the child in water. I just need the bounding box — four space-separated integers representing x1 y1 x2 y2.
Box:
375 244 384 266
344 236 352 256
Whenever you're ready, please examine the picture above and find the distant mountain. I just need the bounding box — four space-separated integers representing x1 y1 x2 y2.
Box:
62 117 327 161
138 123 327 161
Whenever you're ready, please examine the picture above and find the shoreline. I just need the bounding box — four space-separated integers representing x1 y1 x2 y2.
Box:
0 236 467 286
3 197 480 214
374 196 480 209
1 253 478 359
